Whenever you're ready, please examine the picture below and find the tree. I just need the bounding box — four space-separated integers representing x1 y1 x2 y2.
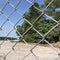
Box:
16 0 60 43
44 0 60 42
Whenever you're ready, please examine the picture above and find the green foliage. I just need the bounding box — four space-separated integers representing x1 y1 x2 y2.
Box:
0 37 17 40
16 1 60 43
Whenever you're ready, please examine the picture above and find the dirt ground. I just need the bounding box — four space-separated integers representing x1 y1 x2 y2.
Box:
0 41 60 60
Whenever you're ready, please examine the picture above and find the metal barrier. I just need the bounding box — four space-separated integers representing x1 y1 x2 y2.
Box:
0 0 60 60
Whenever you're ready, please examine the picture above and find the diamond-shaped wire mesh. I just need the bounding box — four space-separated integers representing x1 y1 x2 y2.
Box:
0 0 60 60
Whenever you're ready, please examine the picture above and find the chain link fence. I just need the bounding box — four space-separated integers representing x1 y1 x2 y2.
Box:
0 0 60 60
